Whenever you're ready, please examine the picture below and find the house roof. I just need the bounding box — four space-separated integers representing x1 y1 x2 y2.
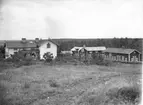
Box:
40 39 59 46
6 40 37 48
103 48 141 54
5 39 59 49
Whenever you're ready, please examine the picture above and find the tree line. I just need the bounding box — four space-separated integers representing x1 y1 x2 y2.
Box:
53 38 143 52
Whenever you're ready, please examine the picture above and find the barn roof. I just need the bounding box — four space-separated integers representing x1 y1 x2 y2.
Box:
71 46 106 51
71 47 82 51
82 46 106 51
103 48 141 54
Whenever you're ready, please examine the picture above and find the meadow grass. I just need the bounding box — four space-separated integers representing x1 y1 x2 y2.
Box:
0 64 141 105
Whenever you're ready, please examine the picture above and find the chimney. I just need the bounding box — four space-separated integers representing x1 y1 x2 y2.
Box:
21 38 26 43
83 44 86 48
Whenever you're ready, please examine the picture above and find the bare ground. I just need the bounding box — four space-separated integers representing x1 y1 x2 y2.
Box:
0 63 142 105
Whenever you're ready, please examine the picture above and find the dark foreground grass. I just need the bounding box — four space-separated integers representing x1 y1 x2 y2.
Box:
106 86 141 105
0 83 9 105
77 85 141 105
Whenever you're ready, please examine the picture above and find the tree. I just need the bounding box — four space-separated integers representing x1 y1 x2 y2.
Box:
0 46 5 60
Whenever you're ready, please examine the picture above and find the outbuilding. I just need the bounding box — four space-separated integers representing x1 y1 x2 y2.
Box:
103 48 142 62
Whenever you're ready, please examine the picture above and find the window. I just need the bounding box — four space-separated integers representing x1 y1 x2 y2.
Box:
47 43 51 48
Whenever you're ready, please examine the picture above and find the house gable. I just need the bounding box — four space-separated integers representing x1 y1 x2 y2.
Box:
39 40 58 59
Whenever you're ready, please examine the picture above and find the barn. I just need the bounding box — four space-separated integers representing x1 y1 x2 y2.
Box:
103 48 142 62
71 45 106 61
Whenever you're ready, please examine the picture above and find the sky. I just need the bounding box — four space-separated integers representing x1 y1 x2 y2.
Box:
0 0 143 40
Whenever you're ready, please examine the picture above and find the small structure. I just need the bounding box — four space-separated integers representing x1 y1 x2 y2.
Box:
71 47 82 53
71 47 82 58
103 48 142 62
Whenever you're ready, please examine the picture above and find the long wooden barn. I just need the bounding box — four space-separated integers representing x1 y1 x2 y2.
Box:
103 48 142 62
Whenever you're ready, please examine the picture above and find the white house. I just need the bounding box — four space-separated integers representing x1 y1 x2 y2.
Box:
39 39 58 59
4 38 58 59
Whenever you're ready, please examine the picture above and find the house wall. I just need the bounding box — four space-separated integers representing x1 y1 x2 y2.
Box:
130 51 140 62
39 41 57 59
79 49 87 61
72 51 79 59
5 47 19 58
104 52 129 62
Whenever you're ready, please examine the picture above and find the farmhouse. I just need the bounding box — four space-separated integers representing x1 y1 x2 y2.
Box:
103 48 142 62
4 38 58 59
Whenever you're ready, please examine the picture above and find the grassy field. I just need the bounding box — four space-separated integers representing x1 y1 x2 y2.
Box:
0 63 142 105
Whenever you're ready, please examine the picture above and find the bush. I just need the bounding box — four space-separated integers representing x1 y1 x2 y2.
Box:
4 51 34 67
77 86 141 105
106 86 141 104
0 46 5 61
118 86 140 103
48 79 60 88
43 52 53 63
91 53 113 66
55 53 81 65
11 51 25 62
23 82 31 89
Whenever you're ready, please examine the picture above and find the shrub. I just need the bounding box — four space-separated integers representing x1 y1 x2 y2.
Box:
0 46 5 61
91 53 113 66
43 52 53 63
11 51 25 62
23 82 31 89
5 51 34 67
55 53 81 65
48 79 60 88
106 86 141 104
118 86 140 103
